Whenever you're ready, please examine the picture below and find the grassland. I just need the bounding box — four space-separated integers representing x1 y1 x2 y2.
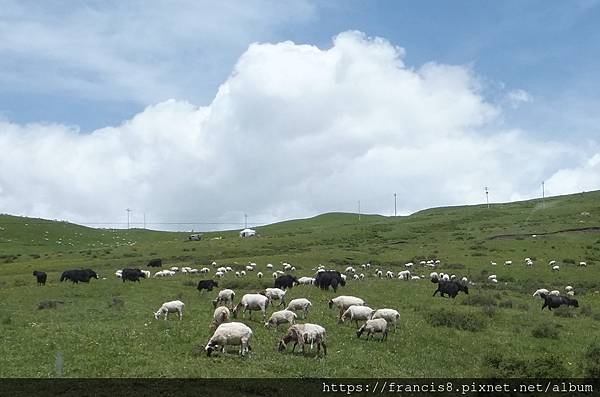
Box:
1 191 600 378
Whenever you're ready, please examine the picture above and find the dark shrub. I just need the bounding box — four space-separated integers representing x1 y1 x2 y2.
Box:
425 309 486 332
531 323 559 339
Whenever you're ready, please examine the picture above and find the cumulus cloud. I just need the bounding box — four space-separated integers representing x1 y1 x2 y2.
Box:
0 31 596 230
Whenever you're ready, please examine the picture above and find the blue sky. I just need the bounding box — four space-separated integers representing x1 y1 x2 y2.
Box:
2 1 599 137
1 1 599 230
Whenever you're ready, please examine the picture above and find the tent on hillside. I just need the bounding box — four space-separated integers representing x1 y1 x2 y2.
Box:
239 228 256 238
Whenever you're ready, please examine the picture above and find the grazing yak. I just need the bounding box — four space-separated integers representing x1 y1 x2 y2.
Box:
60 269 98 284
197 279 219 292
32 271 47 286
540 294 579 311
432 279 468 298
122 268 146 283
314 270 346 292
274 275 298 290
147 258 163 268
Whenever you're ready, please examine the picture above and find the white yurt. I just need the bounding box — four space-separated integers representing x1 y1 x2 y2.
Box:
239 228 256 238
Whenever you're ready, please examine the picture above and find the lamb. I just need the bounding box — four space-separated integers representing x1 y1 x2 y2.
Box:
533 289 550 299
341 306 374 328
205 322 253 357
232 293 270 320
277 323 327 356
212 289 236 309
154 300 184 320
211 306 231 329
356 318 388 341
328 296 366 320
285 298 312 319
265 310 297 328
261 288 286 307
371 308 400 333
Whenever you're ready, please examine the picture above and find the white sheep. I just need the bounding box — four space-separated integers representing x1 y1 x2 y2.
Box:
245 265 254 271
141 270 151 278
490 261 497 266
217 267 227 273
375 270 383 278
549 260 556 266
170 267 179 272
205 322 253 357
240 270 246 277
257 272 263 278
397 270 411 280
232 293 270 320
200 267 210 273
579 261 587 267
213 289 236 309
340 274 347 282
215 271 224 278
567 290 575 296
266 264 273 269
356 318 388 341
411 276 421 280
461 277 468 283
265 310 297 328
235 271 241 277
353 274 360 280
298 277 314 285
225 266 233 272
328 296 366 320
261 288 286 307
154 300 184 320
552 265 560 271
115 270 123 278
211 306 231 329
277 323 327 356
533 288 549 299
371 308 400 333
286 298 312 319
565 286 574 292
404 262 414 268
345 266 355 274
341 305 375 328
549 290 560 296
359 273 365 279
504 260 512 266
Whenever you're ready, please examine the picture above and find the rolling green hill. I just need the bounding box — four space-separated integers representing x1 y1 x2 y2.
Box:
1 191 599 378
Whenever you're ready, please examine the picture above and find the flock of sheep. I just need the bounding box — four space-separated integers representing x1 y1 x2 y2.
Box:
32 254 587 358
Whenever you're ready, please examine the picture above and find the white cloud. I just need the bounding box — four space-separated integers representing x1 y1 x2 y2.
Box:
0 31 596 230
506 88 532 108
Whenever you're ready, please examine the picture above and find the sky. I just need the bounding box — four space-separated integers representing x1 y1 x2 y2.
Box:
1 0 599 231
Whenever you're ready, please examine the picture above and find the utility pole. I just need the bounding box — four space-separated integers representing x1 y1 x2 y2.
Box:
126 208 131 229
485 187 489 209
358 201 361 222
394 193 397 217
244 213 248 229
542 181 545 209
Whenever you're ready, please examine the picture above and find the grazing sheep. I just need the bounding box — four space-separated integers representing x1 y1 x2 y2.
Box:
341 306 374 328
411 276 421 280
490 261 497 266
356 318 388 341
200 267 210 273
353 274 360 280
461 277 468 283
578 261 587 267
328 296 366 320
240 270 246 277
375 270 383 278
261 288 286 307
235 271 241 278
397 270 411 280
552 265 560 271
257 272 263 278
154 300 184 320
285 298 312 319
549 290 560 296
277 323 327 356
232 294 270 320
205 322 253 357
245 265 254 271
140 270 151 278
215 271 224 278
211 306 231 329
359 273 365 279
266 264 273 269
540 294 579 311
298 277 314 285
213 289 236 309
345 266 355 274
488 275 497 281
265 310 297 328
549 260 556 266
565 286 574 292
504 260 512 266
371 308 400 333
533 289 550 299
567 291 575 296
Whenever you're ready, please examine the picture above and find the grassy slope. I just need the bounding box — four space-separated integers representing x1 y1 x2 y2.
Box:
0 192 600 377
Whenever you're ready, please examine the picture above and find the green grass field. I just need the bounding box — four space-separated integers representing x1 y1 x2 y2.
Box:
1 191 600 378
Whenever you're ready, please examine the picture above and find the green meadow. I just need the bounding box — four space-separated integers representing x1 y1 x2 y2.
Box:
1 191 599 377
